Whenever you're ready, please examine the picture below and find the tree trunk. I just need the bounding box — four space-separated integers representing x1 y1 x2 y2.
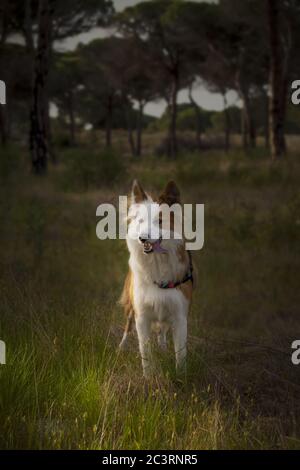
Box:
24 0 35 56
124 100 136 157
128 125 136 157
279 15 293 155
0 3 9 145
224 109 231 153
241 90 256 149
45 96 57 164
136 101 144 157
236 71 256 151
30 0 52 174
262 88 270 149
241 107 248 150
223 93 231 152
68 91 76 146
279 75 289 154
249 118 256 149
105 94 113 148
168 72 179 158
0 105 7 146
267 0 285 160
188 86 202 149
26 0 56 163
0 1 9 46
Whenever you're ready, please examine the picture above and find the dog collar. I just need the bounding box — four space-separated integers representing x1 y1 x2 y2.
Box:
154 251 194 289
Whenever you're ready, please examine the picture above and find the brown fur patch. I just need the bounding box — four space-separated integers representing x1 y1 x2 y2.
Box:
176 244 189 265
159 181 181 206
177 280 193 302
176 245 194 302
120 270 135 333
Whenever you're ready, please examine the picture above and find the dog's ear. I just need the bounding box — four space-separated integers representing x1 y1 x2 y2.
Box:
159 181 181 206
132 180 147 203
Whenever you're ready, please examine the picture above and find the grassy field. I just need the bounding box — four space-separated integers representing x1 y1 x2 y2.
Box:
0 138 300 449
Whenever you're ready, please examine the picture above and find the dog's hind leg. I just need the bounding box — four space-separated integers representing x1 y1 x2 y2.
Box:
172 310 187 374
119 310 134 351
136 314 153 378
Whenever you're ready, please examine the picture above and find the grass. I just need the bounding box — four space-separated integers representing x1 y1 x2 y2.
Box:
0 139 300 449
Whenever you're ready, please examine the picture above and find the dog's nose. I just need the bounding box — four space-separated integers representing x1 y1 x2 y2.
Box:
139 236 148 243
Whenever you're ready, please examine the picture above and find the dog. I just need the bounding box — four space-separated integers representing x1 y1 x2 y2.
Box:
119 180 195 377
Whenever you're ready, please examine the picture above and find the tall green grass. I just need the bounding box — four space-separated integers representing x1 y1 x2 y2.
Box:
0 144 299 449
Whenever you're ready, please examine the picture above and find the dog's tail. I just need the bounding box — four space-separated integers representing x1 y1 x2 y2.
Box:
118 270 135 349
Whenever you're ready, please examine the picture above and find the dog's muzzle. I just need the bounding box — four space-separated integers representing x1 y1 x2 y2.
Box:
139 237 167 254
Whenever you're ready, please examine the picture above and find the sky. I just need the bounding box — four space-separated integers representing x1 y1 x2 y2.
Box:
56 0 239 117
114 0 146 10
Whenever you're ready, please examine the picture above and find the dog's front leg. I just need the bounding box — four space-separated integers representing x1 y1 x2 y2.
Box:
172 312 187 374
136 315 153 378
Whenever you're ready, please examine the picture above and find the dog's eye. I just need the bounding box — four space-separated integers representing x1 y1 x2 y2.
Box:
138 218 144 224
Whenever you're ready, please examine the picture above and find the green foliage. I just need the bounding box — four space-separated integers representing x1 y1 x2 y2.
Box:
150 104 213 133
177 107 212 133
150 104 244 136
53 128 74 148
58 148 126 191
0 145 24 184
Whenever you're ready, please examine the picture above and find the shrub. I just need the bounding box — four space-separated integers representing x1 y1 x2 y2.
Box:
0 145 24 184
58 147 126 191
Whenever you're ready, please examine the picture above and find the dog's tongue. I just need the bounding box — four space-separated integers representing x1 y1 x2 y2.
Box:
152 240 167 253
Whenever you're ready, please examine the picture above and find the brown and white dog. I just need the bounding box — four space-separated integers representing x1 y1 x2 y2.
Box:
119 180 195 377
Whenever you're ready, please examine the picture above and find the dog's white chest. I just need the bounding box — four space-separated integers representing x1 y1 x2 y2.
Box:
134 280 188 323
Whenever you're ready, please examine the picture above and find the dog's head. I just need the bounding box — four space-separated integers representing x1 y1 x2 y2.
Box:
127 180 183 255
